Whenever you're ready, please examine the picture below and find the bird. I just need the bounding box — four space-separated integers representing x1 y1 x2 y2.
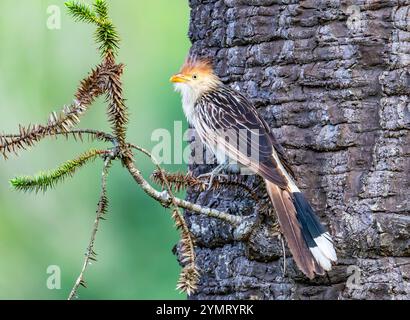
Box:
170 56 337 279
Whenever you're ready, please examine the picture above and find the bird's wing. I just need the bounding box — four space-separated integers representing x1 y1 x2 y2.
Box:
196 86 335 278
258 111 296 179
196 86 291 189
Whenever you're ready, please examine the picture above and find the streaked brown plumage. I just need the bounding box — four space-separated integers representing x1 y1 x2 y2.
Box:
171 56 337 278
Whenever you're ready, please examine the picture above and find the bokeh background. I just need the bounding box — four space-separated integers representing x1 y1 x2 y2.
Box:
0 0 190 299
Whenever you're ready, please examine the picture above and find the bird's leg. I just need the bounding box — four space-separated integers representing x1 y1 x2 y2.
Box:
198 155 241 186
198 162 228 190
103 137 121 161
221 163 242 175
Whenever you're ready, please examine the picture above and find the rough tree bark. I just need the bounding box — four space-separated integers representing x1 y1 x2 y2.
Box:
181 0 410 299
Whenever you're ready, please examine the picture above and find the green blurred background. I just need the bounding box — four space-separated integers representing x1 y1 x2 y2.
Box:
0 0 191 299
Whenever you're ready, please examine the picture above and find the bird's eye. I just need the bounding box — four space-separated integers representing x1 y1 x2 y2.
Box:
192 74 198 80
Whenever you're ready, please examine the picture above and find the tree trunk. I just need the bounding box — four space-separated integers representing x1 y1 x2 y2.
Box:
183 0 410 300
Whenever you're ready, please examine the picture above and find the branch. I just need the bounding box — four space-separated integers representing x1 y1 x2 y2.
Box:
68 157 111 300
128 144 200 294
94 0 109 19
65 129 116 144
10 149 107 193
151 170 206 193
4 129 116 145
65 1 99 24
122 156 243 227
0 63 108 159
104 55 129 154
151 169 269 211
66 1 120 56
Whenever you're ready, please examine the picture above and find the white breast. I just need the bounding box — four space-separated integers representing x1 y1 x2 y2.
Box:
176 83 228 165
175 83 198 124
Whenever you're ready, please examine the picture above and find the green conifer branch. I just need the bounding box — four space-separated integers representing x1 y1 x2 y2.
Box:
96 22 120 56
94 0 109 19
10 149 105 193
65 0 120 56
65 1 99 24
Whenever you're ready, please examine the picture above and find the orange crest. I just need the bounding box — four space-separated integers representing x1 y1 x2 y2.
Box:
180 55 214 76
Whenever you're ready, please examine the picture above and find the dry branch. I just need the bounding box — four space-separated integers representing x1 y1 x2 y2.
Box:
68 157 112 300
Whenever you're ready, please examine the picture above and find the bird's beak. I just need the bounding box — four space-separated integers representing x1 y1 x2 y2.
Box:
170 74 188 83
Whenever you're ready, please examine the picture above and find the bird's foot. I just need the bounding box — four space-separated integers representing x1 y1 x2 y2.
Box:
198 163 239 190
197 165 223 190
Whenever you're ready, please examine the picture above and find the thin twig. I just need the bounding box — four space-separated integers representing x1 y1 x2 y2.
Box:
2 129 115 144
68 157 111 300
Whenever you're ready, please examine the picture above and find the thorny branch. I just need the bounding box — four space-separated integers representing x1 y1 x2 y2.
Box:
0 0 251 299
130 145 200 294
68 156 112 300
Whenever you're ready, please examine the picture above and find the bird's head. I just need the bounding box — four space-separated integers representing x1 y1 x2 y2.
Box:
170 56 221 103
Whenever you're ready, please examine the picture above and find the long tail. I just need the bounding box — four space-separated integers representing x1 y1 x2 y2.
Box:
265 180 337 278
